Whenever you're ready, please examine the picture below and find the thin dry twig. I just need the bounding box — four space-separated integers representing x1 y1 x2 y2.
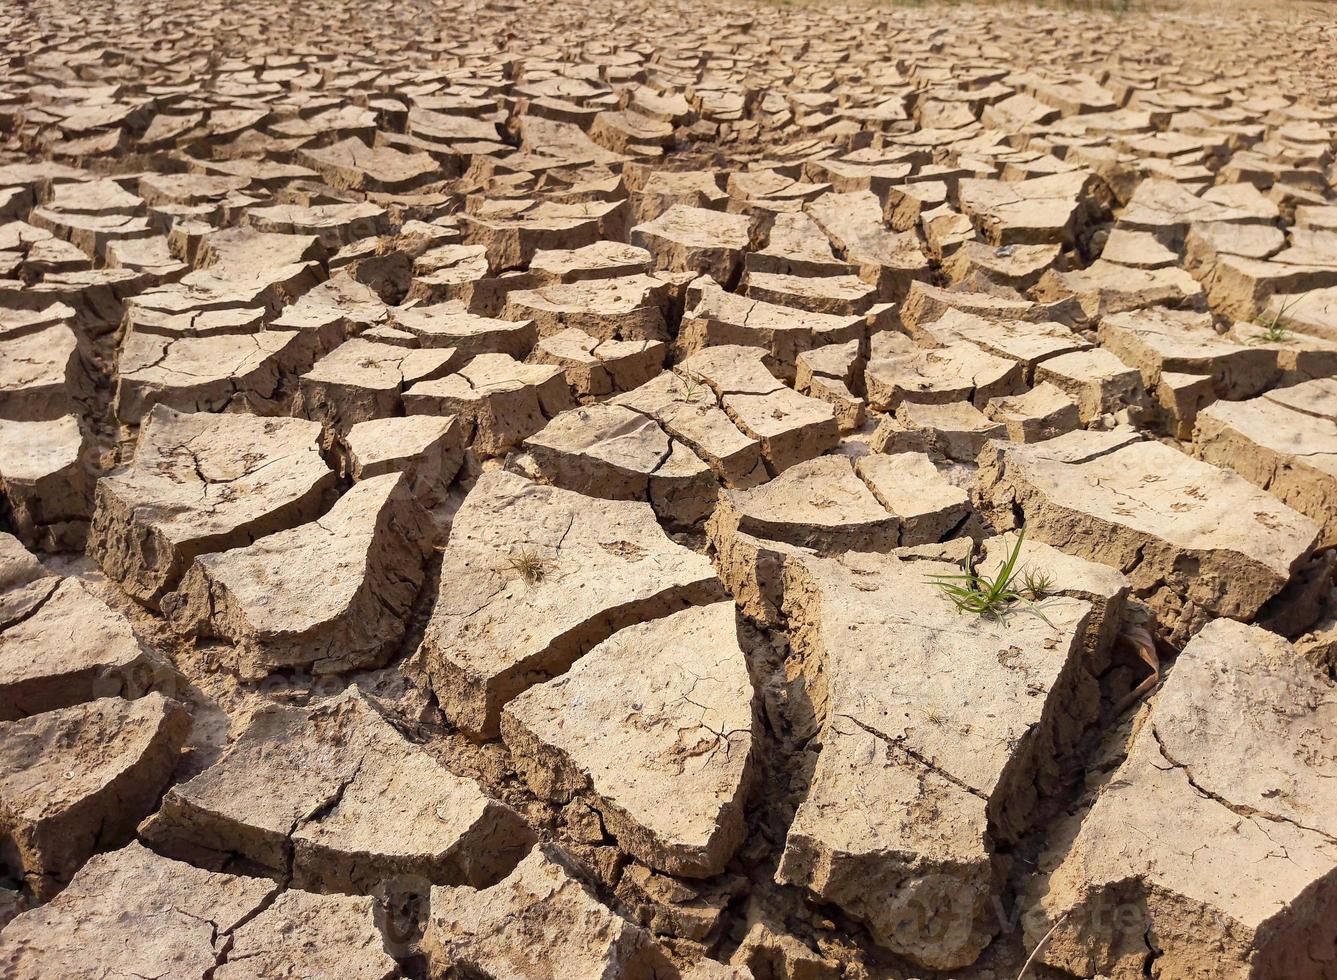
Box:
1016 911 1069 980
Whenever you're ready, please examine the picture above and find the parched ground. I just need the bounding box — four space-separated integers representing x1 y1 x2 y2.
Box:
1 0 1337 976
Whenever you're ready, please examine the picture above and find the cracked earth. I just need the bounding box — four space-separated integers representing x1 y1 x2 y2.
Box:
1 0 1336 976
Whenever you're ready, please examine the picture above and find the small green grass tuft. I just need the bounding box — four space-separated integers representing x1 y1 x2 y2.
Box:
1254 294 1304 344
675 373 706 403
1021 567 1054 601
928 528 1056 627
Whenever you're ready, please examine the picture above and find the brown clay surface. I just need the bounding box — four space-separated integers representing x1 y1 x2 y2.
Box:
1 0 1336 976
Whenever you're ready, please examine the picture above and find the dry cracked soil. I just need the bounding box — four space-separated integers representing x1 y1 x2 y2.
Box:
0 0 1336 976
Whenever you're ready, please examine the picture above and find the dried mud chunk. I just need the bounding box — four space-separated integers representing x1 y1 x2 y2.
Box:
612 372 767 489
215 890 398 980
0 842 277 980
1033 347 1146 423
502 274 673 342
913 308 1090 378
143 689 532 893
591 109 674 153
502 601 754 877
114 330 313 423
884 179 949 232
714 454 898 553
675 275 864 380
976 430 1320 641
745 210 848 277
795 339 866 432
388 301 536 358
87 406 334 607
923 204 984 261
957 170 1109 246
1263 377 1337 419
1 230 94 283
800 158 909 197
298 137 439 193
122 307 268 341
978 530 1130 663
183 225 323 278
776 549 1105 970
795 339 862 392
705 515 810 630
1033 259 1206 319
1099 306 1277 399
730 918 840 980
462 201 603 271
742 270 877 316
1029 620 1337 980
521 402 716 526
409 105 507 147
942 240 1060 289
1089 227 1178 269
163 473 433 678
805 190 930 301
1255 285 1337 343
895 399 1006 461
424 844 668 980
0 305 75 338
630 204 752 283
1227 317 1337 384
0 415 91 552
0 534 58 630
865 342 1025 411
531 327 665 399
419 470 721 739
137 226 326 317
403 353 574 457
706 454 900 624
1018 72 1117 114
1183 219 1285 276
130 257 323 319
137 172 250 206
1115 178 1276 248
1148 370 1215 439
680 345 839 473
984 382 1082 442
0 322 91 423
27 208 154 263
529 241 652 282
855 452 970 545
1194 380 1337 548
407 243 490 304
0 578 166 720
47 178 143 216
105 235 187 282
898 279 1082 332
296 338 461 434
269 274 390 350
0 694 190 899
616 860 741 941
244 201 391 249
344 415 463 507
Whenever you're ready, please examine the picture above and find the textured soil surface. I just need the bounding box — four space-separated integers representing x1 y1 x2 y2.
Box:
1 0 1336 977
